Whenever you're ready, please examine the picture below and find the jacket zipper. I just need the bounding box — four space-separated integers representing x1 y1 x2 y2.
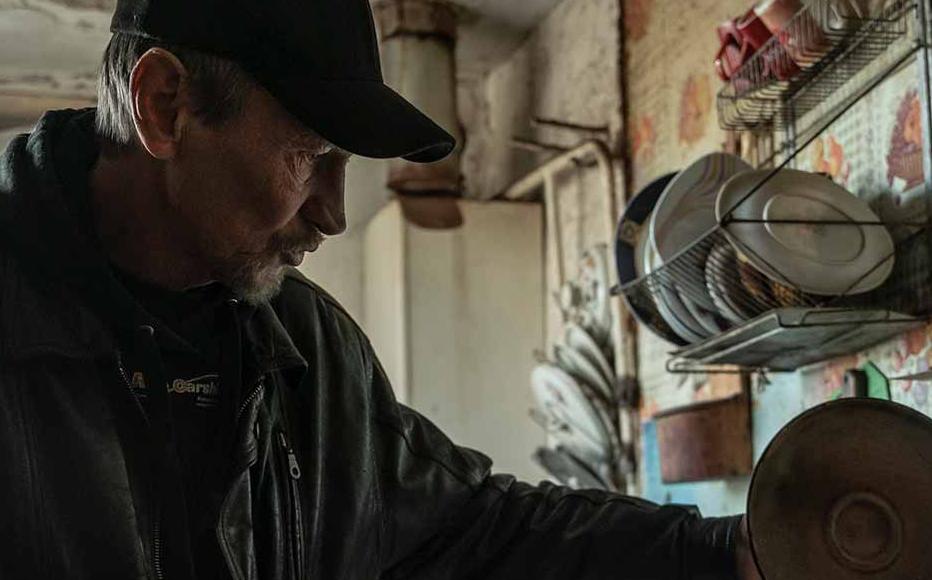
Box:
153 519 164 580
236 377 265 431
116 355 165 580
277 427 303 579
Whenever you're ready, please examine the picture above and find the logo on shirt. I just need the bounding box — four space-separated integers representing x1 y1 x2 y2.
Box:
130 372 221 408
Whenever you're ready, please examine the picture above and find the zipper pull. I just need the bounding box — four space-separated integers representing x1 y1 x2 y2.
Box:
278 430 302 480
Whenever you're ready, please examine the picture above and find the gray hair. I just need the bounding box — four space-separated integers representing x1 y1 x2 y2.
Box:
95 33 252 153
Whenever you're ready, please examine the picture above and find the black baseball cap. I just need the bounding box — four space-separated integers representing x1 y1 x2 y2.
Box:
110 0 456 163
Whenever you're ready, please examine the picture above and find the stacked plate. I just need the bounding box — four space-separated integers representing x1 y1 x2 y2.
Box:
530 323 616 489
616 156 895 346
717 168 894 295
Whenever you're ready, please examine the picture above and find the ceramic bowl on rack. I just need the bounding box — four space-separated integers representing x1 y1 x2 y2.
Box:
705 240 816 326
650 152 752 279
716 168 895 296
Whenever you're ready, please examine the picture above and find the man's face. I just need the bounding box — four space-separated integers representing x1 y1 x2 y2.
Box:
168 84 350 303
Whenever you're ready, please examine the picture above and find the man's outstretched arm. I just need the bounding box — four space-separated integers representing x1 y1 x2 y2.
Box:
366 346 756 580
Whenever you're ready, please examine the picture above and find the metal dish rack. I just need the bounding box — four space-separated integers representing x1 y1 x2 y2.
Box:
619 211 931 372
617 0 932 372
676 227 927 371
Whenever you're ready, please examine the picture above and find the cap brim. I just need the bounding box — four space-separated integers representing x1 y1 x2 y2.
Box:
262 76 456 163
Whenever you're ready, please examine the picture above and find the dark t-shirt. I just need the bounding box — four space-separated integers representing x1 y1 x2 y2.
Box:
116 269 235 580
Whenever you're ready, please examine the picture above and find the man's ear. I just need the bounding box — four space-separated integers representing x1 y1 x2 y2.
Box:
130 48 191 160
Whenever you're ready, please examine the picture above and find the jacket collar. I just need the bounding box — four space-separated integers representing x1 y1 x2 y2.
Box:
243 301 309 375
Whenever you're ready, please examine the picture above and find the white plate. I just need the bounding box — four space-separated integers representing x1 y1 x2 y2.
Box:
564 323 615 391
649 152 752 309
705 242 760 324
578 246 613 344
627 217 694 345
716 169 895 295
633 221 650 279
682 292 729 335
530 364 611 460
642 239 708 343
553 344 613 401
533 447 608 489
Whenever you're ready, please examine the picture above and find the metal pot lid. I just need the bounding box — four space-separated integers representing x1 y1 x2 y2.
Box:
716 169 894 295
748 398 932 580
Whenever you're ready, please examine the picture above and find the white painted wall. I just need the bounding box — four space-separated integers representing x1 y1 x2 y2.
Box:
362 201 410 403
297 229 365 322
0 2 109 101
363 199 548 481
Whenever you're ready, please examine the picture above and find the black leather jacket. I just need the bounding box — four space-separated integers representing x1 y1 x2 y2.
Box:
0 110 739 580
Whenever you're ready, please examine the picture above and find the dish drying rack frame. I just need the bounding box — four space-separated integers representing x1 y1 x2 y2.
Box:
617 0 932 373
621 223 931 373
718 0 922 142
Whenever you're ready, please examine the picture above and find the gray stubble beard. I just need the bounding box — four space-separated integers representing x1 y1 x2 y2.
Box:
209 230 311 305
221 254 289 305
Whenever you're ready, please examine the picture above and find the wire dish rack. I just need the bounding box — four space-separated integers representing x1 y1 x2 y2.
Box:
717 0 920 137
618 214 930 372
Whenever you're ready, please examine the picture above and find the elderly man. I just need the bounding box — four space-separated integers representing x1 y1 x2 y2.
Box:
0 0 760 578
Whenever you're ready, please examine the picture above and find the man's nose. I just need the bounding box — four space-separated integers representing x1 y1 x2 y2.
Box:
304 170 347 236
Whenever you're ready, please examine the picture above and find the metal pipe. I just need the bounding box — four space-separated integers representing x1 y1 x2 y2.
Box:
542 172 564 290
503 139 617 296
531 116 610 135
510 137 571 154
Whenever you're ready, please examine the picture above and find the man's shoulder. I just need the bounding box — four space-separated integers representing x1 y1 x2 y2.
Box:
274 267 369 351
277 267 354 320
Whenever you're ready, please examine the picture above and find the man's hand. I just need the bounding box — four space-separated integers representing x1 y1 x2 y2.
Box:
736 515 763 580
